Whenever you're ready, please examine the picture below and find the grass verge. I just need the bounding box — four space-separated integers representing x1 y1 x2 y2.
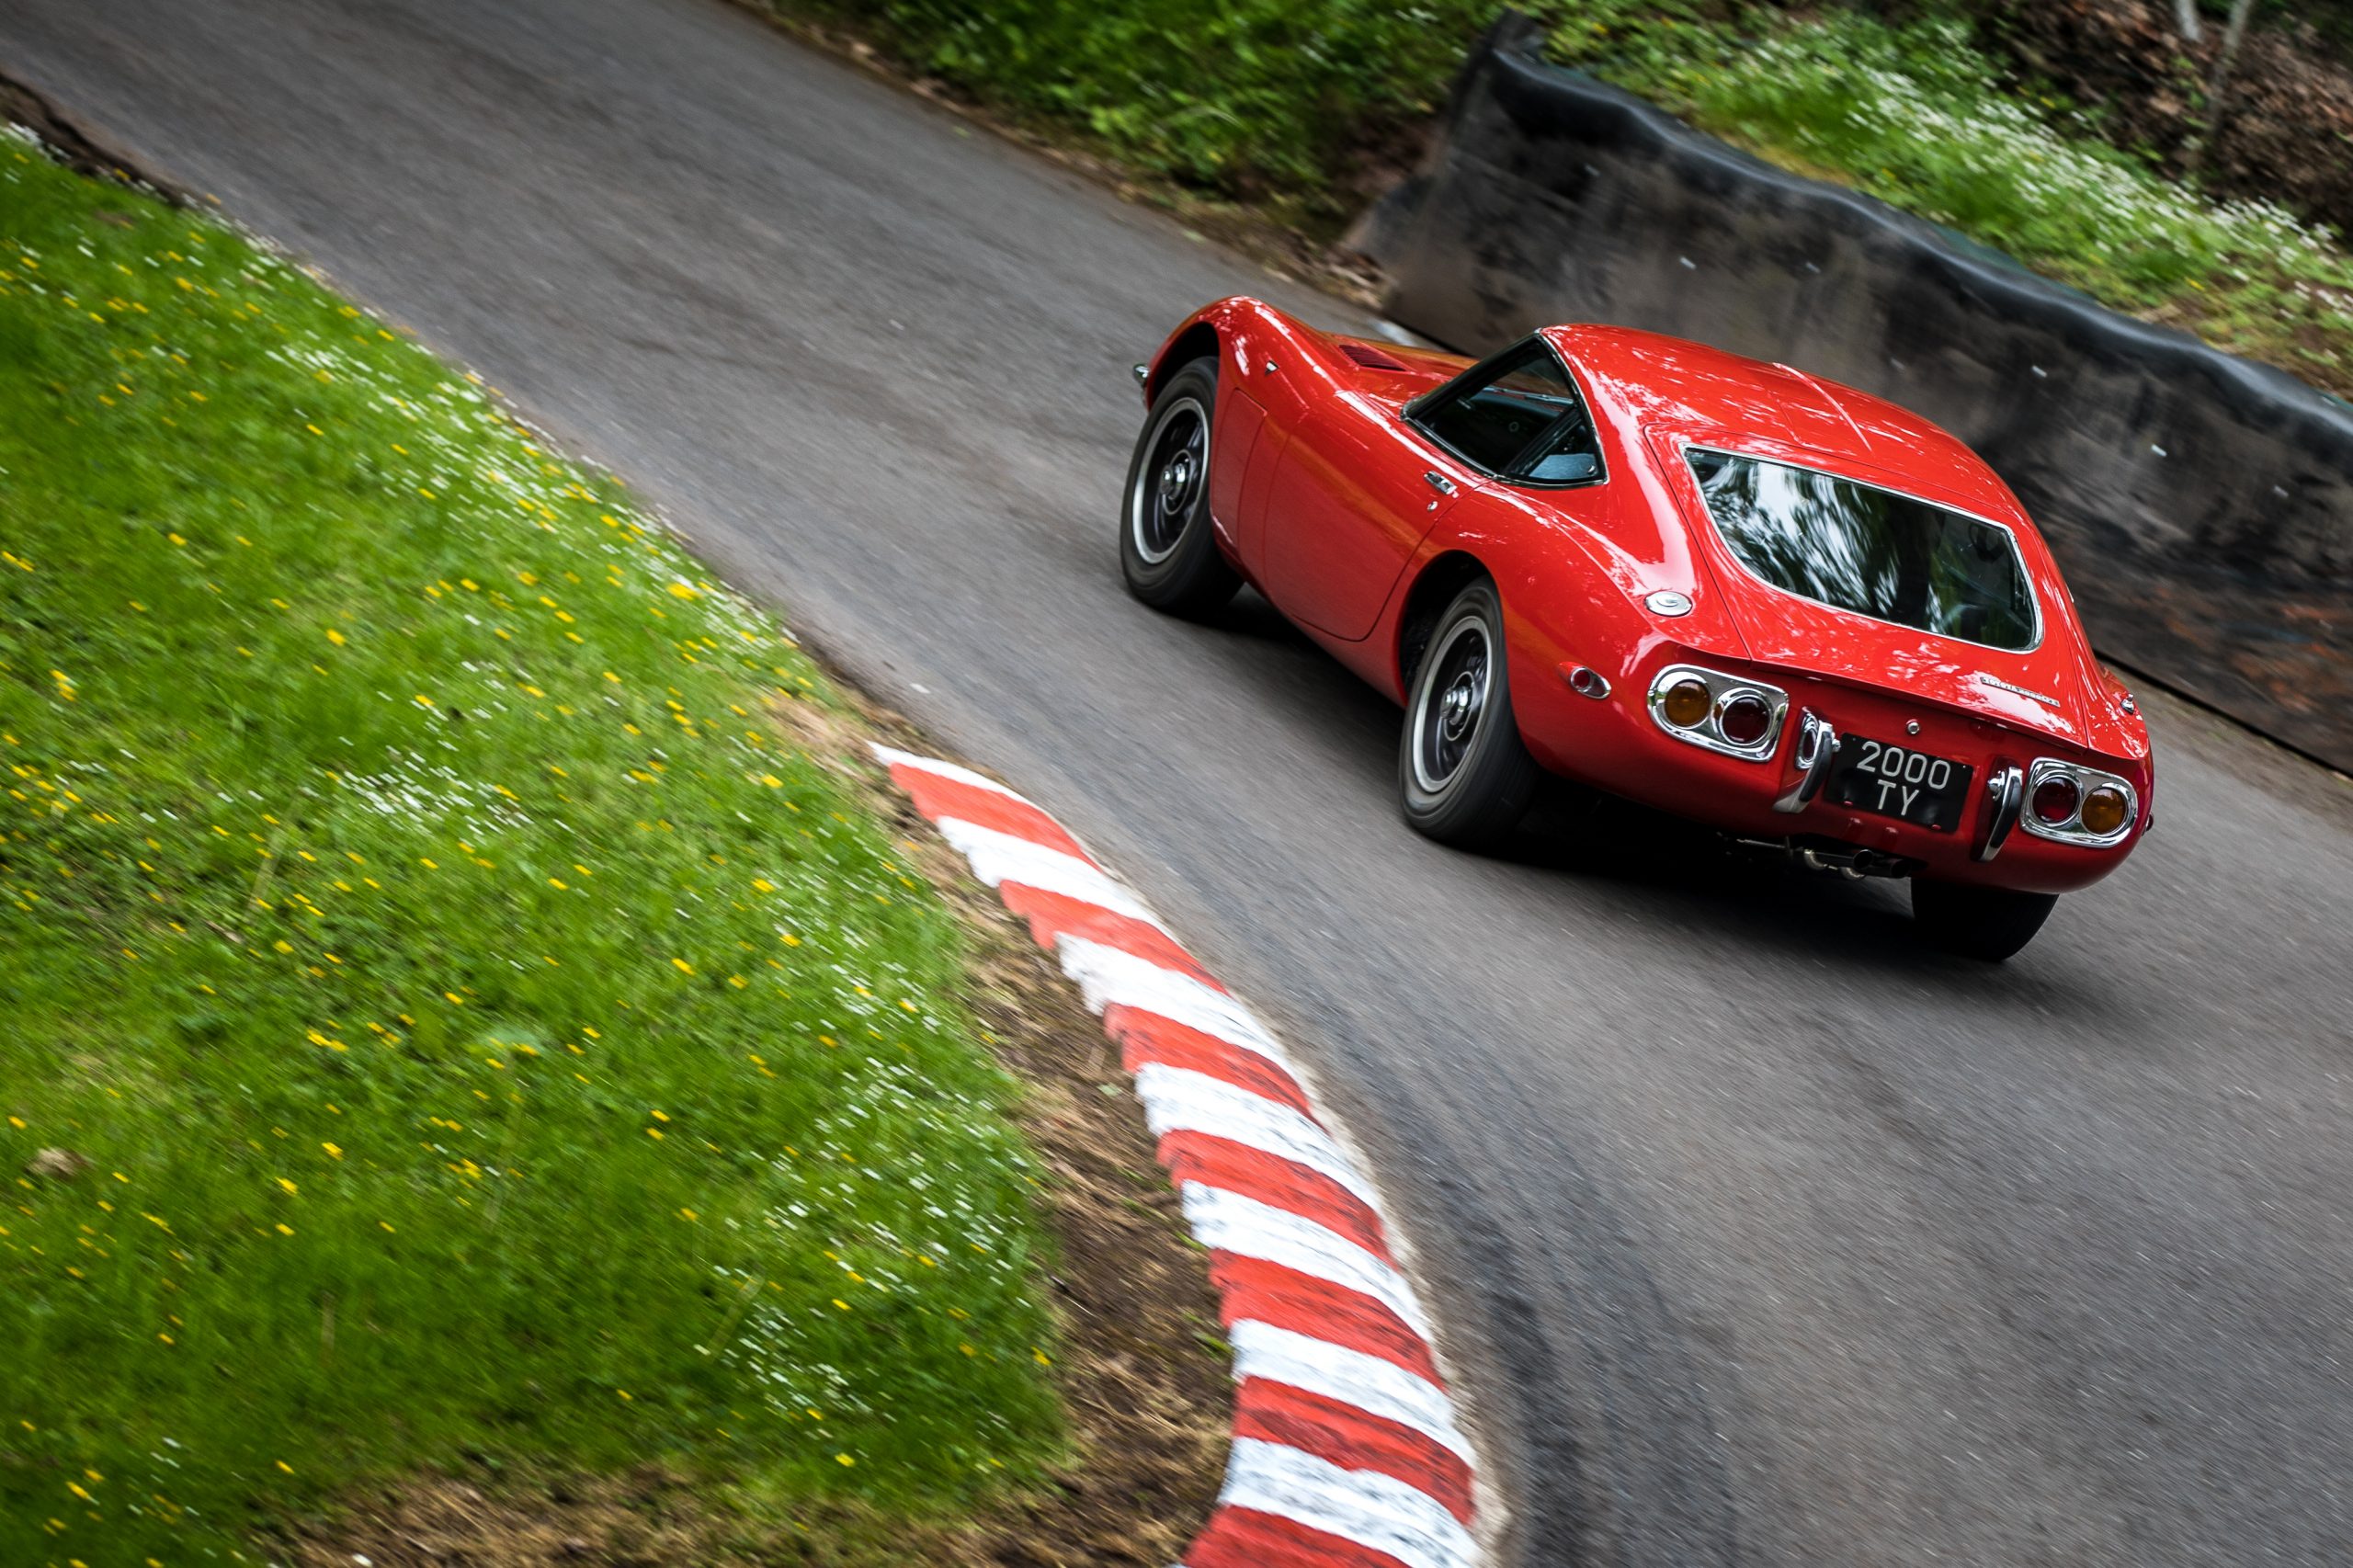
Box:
760 0 2353 398
0 132 1073 1563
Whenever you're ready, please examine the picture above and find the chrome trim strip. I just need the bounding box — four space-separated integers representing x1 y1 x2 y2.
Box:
1774 709 1840 813
1972 764 2025 862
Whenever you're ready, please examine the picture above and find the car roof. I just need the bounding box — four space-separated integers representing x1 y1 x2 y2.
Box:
1546 324 2021 523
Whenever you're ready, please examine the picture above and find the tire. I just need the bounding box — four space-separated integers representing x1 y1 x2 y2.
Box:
1120 358 1242 617
1398 578 1542 849
1911 879 2058 962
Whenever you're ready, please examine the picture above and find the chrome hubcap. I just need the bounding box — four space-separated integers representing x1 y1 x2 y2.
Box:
1439 674 1478 740
1413 619 1491 792
1131 398 1208 565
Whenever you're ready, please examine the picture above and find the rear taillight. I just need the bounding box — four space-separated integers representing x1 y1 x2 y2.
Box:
1646 665 1788 760
1718 692 1773 746
2020 758 2138 848
2030 775 2080 825
2079 785 2130 837
1660 678 1711 728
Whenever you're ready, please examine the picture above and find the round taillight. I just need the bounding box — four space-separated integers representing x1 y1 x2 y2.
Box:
1661 678 1711 729
1718 692 1772 746
2031 774 2081 825
2079 785 2129 836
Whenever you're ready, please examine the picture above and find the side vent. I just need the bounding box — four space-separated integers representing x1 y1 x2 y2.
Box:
1337 340 1411 371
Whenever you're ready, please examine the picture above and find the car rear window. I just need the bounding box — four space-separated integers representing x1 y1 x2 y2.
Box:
1685 449 2039 652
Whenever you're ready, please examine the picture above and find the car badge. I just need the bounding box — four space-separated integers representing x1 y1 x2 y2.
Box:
1644 590 1693 617
1976 673 2060 709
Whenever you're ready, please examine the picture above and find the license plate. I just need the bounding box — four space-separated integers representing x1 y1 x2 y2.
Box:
1827 736 1972 832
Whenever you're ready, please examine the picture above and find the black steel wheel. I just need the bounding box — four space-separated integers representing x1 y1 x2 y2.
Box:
1399 578 1541 849
1120 358 1241 617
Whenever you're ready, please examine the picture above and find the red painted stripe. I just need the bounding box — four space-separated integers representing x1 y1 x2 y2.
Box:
997 881 1221 986
884 764 1093 861
1210 1254 1442 1387
1186 1506 1415 1568
1161 1129 1391 1260
1235 1380 1474 1525
1106 1005 1316 1119
881 751 1479 1565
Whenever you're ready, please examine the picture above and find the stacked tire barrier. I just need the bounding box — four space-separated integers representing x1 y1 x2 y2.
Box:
1361 15 2353 773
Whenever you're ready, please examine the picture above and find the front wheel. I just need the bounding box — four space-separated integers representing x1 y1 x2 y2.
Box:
1398 579 1541 850
1120 358 1241 617
1911 879 2058 962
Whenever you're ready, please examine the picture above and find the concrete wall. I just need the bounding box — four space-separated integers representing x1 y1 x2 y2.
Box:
1363 16 2353 771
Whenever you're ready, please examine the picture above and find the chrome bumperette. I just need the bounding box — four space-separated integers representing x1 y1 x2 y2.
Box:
1774 708 1840 814
1646 664 1790 762
1972 763 2025 862
2018 757 2139 848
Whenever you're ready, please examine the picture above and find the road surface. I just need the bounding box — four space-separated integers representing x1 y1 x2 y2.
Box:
6 3 2352 1562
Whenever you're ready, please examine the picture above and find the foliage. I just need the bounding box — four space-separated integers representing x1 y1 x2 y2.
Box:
773 0 2353 392
0 139 1062 1563
1557 6 2353 389
800 0 1506 204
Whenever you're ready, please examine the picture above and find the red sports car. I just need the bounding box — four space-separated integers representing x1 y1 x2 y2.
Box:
1122 298 2154 960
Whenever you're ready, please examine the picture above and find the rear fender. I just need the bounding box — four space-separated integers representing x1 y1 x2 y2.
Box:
1142 297 1320 420
1373 486 1745 771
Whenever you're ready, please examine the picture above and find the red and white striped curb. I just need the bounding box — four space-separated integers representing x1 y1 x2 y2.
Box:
873 744 1479 1568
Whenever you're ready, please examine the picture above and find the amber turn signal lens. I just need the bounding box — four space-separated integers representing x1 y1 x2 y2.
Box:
2078 785 2129 836
2030 775 2081 825
1661 678 1711 728
1717 692 1772 745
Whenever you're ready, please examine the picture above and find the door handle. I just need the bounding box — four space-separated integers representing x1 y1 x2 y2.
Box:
1422 471 1457 496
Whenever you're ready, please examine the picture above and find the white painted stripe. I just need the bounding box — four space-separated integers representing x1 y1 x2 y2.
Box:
928 817 1159 924
1215 1437 1477 1568
1181 1183 1431 1342
1133 1063 1381 1214
1056 937 1290 1067
882 744 1483 1562
869 744 1025 801
1229 1321 1470 1462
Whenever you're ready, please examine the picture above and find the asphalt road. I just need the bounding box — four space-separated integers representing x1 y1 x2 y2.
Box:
7 4 2353 1562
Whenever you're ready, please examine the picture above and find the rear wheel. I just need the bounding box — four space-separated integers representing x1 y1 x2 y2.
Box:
1399 579 1541 849
1911 879 2058 962
1120 358 1241 617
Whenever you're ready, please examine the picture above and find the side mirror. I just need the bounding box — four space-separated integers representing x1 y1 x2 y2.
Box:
1528 450 1600 484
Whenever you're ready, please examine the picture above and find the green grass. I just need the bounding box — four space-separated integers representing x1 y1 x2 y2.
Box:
0 137 1062 1564
773 0 2353 396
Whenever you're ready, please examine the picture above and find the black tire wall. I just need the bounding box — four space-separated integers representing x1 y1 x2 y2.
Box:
1362 14 2353 772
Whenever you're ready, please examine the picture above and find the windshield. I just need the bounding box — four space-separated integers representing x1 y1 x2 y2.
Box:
1685 449 2039 651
